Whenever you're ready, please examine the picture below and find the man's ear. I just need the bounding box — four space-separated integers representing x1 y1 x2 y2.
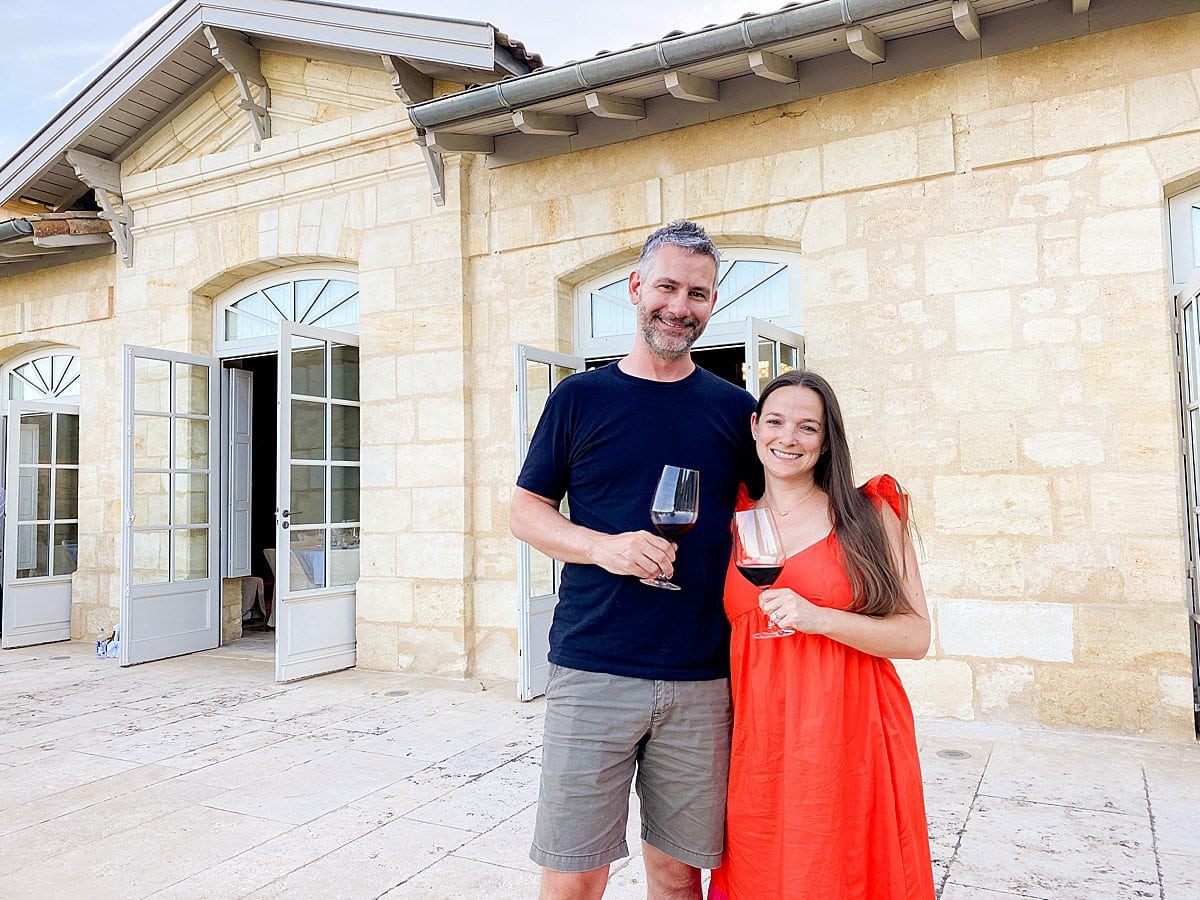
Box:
628 269 642 305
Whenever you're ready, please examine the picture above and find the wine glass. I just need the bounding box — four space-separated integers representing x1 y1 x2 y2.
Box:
640 465 699 591
734 508 793 639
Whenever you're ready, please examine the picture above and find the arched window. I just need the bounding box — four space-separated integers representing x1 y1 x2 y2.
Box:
216 268 359 354
575 248 801 357
4 352 81 403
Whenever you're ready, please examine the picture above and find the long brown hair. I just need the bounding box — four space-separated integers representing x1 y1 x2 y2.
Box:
755 370 913 617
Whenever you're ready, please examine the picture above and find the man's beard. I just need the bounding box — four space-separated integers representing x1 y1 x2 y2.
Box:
638 307 704 360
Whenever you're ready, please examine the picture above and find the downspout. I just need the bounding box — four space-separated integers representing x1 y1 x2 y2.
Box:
0 218 34 242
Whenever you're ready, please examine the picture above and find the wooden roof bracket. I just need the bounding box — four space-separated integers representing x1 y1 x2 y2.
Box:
204 26 272 150
64 149 131 267
415 134 446 207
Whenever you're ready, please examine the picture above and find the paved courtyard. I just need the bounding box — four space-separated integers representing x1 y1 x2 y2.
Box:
1 637 1198 899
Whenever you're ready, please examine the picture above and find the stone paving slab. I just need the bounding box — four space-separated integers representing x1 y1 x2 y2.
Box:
1 639 1198 899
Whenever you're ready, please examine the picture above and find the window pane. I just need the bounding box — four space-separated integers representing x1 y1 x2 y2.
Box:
133 473 170 527
291 339 326 398
294 279 327 321
56 414 79 465
134 357 171 412
226 309 275 341
15 524 49 578
174 528 209 581
236 290 286 323
173 473 209 525
711 268 789 325
309 282 359 330
53 523 78 576
291 465 325 525
758 337 776 386
134 416 171 469
526 361 551 436
54 468 79 520
18 414 52 464
175 418 210 470
17 467 50 520
329 527 360 586
1191 206 1200 268
331 467 359 523
175 364 209 416
331 343 359 401
291 400 326 461
331 405 359 462
780 343 799 374
290 529 326 590
590 293 636 338
1186 299 1198 404
132 530 169 585
263 283 293 318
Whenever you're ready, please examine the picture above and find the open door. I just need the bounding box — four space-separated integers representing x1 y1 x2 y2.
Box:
274 322 360 682
744 317 804 397
121 347 220 665
1 400 79 648
1173 279 1200 735
515 344 584 700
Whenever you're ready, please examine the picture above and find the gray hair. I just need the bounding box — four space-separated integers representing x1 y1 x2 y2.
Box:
637 220 721 274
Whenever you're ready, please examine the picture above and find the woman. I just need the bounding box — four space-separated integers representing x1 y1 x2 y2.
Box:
709 370 935 900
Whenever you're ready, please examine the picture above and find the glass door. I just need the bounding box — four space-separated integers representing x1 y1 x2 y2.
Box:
275 322 360 682
1 401 78 648
514 344 585 700
744 317 804 397
120 347 220 665
1174 281 1200 735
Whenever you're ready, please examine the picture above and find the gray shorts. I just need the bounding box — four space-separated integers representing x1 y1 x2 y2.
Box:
530 664 732 873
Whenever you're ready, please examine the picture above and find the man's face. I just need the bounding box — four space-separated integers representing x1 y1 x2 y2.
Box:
628 243 718 360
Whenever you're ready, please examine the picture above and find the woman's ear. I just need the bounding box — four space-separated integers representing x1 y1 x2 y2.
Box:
750 411 759 441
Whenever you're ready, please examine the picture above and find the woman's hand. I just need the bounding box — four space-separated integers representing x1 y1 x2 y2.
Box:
759 588 831 635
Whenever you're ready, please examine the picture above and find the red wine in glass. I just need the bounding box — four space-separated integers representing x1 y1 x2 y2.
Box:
735 563 783 589
641 466 699 591
733 508 794 638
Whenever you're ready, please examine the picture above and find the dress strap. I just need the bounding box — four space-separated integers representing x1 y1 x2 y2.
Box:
860 474 908 527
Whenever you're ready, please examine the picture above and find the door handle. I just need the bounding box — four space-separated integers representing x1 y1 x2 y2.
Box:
280 508 290 530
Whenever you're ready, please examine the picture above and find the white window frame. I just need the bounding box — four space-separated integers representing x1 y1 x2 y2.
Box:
213 264 360 359
573 247 803 358
1 350 82 404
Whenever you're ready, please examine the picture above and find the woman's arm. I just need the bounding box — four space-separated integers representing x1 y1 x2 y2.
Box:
759 503 931 660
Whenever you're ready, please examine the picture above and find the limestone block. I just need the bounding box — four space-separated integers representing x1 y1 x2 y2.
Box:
937 598 1073 661
958 412 1018 473
358 357 397 403
361 400 415 444
1033 87 1128 156
473 628 519 680
970 537 1026 596
823 126 921 194
1035 667 1168 735
395 626 468 677
1009 180 1070 219
1022 432 1104 468
415 399 466 443
929 350 1047 412
1044 156 1089 178
395 533 468 580
1129 72 1200 141
359 444 396 489
395 442 464 488
917 118 954 177
1159 674 1194 711
1119 537 1187 605
925 226 1037 294
1116 410 1178 472
375 177 433 226
891 658 974 720
964 103 1033 169
397 351 465 394
412 581 467 627
800 197 846 254
804 249 869 306
355 621 401 671
976 662 1035 714
1075 604 1190 667
1090 473 1180 536
356 532 399 581
410 486 467 532
953 290 1012 351
767 147 822 202
933 474 1052 535
1078 209 1165 276
359 225 413 276
1095 148 1165 209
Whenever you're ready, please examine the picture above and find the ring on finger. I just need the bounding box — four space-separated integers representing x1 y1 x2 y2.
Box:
770 610 784 623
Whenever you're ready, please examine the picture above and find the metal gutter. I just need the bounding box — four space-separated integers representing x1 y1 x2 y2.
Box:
0 218 35 243
408 0 916 130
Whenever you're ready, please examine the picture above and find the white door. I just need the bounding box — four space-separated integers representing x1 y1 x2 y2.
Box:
120 347 220 665
275 322 360 682
1 401 79 648
1174 279 1200 732
744 316 804 396
515 344 585 700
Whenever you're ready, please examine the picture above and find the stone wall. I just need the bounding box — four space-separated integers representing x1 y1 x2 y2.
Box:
459 14 1200 739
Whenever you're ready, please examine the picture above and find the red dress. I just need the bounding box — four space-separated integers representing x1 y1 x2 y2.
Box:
709 476 934 900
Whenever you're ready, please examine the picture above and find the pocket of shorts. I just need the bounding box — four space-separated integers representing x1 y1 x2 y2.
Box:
545 663 564 693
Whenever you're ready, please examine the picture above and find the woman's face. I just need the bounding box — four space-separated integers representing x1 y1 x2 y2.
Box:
751 385 826 482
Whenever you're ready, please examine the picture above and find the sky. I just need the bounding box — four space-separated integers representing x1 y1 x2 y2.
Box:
0 0 787 165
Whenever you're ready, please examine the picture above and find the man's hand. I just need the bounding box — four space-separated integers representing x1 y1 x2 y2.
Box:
589 531 676 579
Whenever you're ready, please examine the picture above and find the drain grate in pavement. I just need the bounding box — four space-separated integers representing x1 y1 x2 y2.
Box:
384 690 409 697
936 749 971 759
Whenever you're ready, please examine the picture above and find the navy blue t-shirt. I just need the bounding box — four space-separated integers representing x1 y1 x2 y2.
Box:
517 362 759 680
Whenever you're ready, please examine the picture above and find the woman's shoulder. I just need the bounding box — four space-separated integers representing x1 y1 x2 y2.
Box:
858 474 908 526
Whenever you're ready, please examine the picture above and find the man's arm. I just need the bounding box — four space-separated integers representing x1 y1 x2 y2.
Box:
510 486 676 580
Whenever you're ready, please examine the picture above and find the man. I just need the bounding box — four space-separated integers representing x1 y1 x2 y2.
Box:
511 220 760 900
